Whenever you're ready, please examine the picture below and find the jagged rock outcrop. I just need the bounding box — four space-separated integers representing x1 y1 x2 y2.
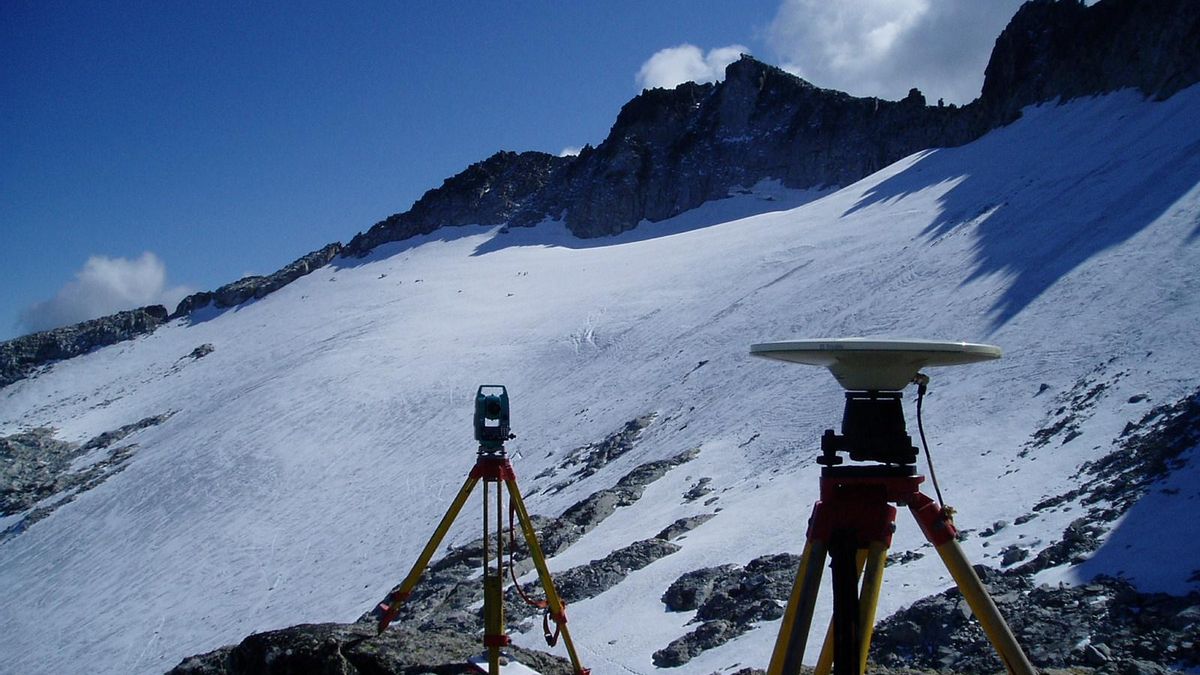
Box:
531 413 657 492
172 242 343 317
0 305 168 389
978 0 1200 124
653 553 801 667
342 150 568 257
511 62 978 237
1005 386 1200 576
341 0 1200 249
655 513 717 541
505 538 682 623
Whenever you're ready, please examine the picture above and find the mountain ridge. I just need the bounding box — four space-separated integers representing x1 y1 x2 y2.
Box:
348 0 1200 246
3 0 1198 387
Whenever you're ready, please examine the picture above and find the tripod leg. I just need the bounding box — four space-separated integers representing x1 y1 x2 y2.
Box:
376 475 480 633
768 539 828 675
483 574 504 674
505 479 590 675
935 540 1035 675
813 619 835 675
814 548 867 675
909 493 1035 675
854 541 888 674
829 531 862 675
811 542 887 675
483 479 509 675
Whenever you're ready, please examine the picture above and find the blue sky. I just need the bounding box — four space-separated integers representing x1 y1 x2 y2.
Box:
1 0 1024 340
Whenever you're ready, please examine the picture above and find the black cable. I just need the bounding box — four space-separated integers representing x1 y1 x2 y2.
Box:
914 374 947 508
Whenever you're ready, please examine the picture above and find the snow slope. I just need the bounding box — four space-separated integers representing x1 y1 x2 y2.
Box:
2 86 1199 674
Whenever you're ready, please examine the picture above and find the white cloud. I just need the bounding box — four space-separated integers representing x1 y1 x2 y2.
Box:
559 146 582 157
766 0 1026 104
636 44 750 90
19 252 191 333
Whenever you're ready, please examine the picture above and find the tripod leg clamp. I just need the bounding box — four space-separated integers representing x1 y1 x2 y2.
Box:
908 491 958 546
375 590 412 633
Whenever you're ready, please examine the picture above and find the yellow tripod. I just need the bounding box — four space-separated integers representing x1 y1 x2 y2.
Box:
374 447 590 675
767 466 1036 675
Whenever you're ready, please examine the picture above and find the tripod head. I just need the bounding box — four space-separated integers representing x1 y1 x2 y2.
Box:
750 338 1001 470
820 390 917 467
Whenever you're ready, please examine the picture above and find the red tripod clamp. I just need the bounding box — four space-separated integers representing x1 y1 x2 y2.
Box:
471 455 517 481
375 589 411 633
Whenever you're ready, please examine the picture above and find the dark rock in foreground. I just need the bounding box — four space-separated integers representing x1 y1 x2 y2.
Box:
871 569 1199 674
653 553 800 667
506 538 681 623
167 622 573 675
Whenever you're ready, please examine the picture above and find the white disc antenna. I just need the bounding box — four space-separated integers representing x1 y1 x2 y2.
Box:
749 338 1001 390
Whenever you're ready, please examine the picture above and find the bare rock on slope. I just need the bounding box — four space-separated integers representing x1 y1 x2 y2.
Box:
167 622 573 675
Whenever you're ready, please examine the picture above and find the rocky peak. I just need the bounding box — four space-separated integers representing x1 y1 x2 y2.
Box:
508 55 971 238
901 87 927 108
720 53 819 99
610 81 714 142
713 55 821 133
980 0 1200 123
345 0 1200 248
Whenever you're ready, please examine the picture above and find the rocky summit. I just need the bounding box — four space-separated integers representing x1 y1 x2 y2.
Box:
344 0 1200 245
979 0 1200 124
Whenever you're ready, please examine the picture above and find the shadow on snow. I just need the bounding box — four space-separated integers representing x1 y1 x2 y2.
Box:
843 86 1200 330
470 186 829 257
322 185 826 273
1072 441 1200 594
